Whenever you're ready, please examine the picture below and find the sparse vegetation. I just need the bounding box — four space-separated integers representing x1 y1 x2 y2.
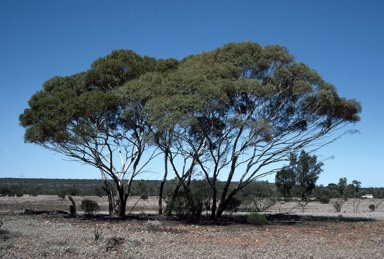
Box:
0 195 383 258
145 220 163 231
247 212 268 225
319 196 330 204
275 150 323 201
94 224 102 241
333 198 347 213
0 229 13 242
0 217 18 242
81 199 100 215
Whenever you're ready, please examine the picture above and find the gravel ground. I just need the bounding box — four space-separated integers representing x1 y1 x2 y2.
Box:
0 196 384 258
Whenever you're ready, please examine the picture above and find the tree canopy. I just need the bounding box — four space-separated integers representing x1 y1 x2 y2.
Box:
275 150 323 200
20 41 361 217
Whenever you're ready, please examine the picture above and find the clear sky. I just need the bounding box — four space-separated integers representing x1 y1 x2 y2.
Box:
1 0 383 187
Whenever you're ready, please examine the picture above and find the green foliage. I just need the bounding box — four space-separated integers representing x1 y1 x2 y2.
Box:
275 168 295 197
19 41 362 218
164 177 221 219
369 204 375 211
0 178 156 198
283 197 293 202
328 178 361 199
131 180 149 200
57 186 82 199
311 184 333 199
81 199 100 215
90 186 104 197
15 190 24 197
319 196 330 204
166 190 203 220
239 181 276 212
145 220 163 231
247 212 268 225
225 196 242 213
58 191 66 199
275 150 323 200
0 185 27 197
0 187 12 196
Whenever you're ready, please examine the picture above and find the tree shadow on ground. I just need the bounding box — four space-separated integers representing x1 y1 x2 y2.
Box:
16 209 375 226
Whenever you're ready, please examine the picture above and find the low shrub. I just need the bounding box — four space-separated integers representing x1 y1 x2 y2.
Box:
165 191 203 220
369 204 375 211
333 198 346 212
146 220 163 231
226 196 242 213
0 229 13 241
319 196 330 204
94 224 102 241
247 212 267 226
81 199 100 215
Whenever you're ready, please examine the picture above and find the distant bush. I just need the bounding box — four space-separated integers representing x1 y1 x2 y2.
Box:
58 190 66 199
247 212 267 225
90 187 104 197
0 187 12 196
67 187 82 196
15 191 24 197
57 187 83 199
166 191 203 220
319 196 330 204
369 204 375 211
146 220 163 231
81 199 100 215
226 196 242 213
333 198 346 212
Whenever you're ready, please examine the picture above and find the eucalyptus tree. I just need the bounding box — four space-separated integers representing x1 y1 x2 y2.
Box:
275 167 296 197
143 42 361 218
138 67 211 216
20 41 361 219
116 59 187 215
20 50 158 216
276 150 323 200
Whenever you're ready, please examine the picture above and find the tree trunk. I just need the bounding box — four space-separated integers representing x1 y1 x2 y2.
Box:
158 152 168 215
216 197 229 218
210 179 217 219
210 190 217 219
102 180 115 215
167 180 182 216
216 156 239 218
158 181 165 215
116 187 127 217
67 195 76 218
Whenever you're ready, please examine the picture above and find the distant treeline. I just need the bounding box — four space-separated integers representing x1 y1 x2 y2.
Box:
1 178 383 199
0 178 161 197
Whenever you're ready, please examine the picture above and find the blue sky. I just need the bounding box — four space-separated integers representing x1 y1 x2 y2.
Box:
1 0 383 187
